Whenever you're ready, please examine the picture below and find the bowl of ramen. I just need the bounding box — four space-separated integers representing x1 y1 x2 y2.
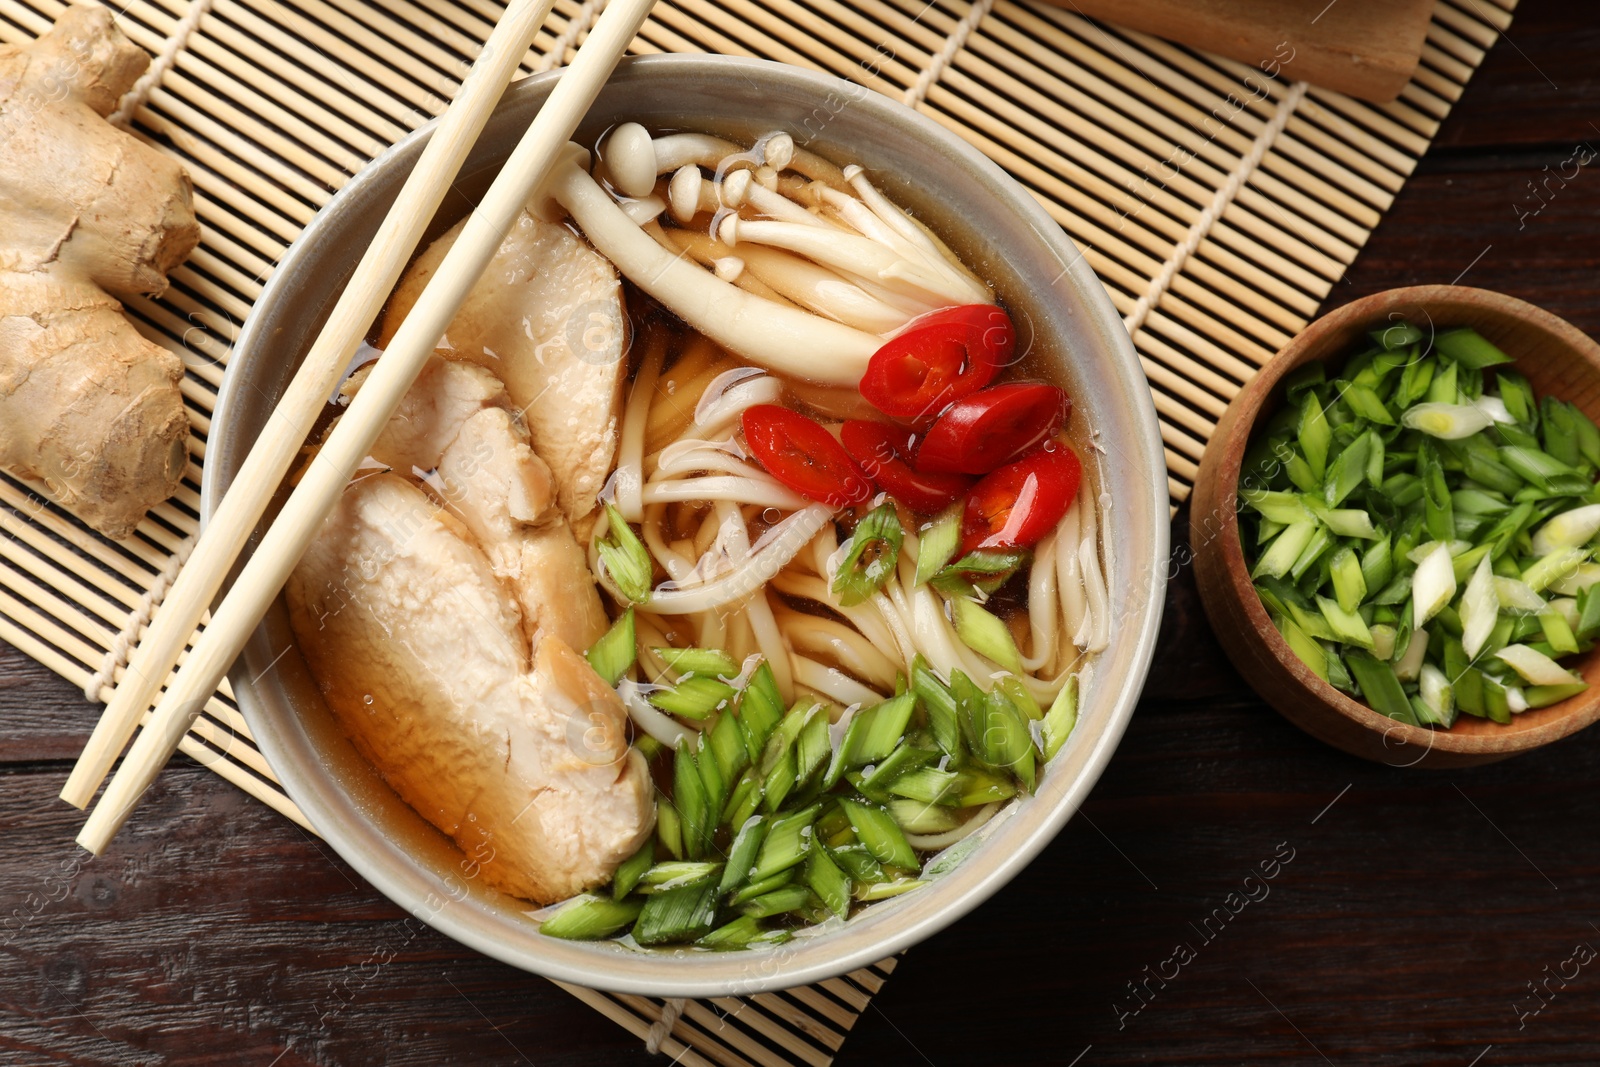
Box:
205 55 1167 996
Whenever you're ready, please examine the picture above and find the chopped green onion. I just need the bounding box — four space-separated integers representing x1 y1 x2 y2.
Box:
1436 327 1514 368
854 878 928 902
697 916 790 951
737 661 785 759
1525 682 1589 708
586 608 637 686
1416 664 1456 728
826 843 885 883
1360 535 1394 594
1539 611 1579 655
1253 521 1317 580
1325 431 1376 506
654 646 739 679
650 674 736 719
1410 542 1458 625
1394 627 1429 683
740 884 816 919
857 744 939 797
833 503 904 606
540 895 644 941
613 839 655 900
1315 595 1374 649
838 799 919 870
1278 615 1329 680
887 798 964 834
750 803 821 883
697 730 727 823
1402 402 1495 439
1495 644 1583 687
1371 321 1424 350
655 791 683 860
706 709 751 783
633 875 720 945
1530 503 1600 555
1460 554 1497 660
1241 489 1315 525
1493 576 1547 615
1540 396 1583 468
805 843 852 918
974 686 1037 791
914 503 963 586
793 703 832 794
719 815 768 896
638 860 724 890
910 657 961 756
950 597 1024 673
1500 445 1579 492
1040 674 1080 761
931 550 1028 596
1299 392 1332 480
673 743 712 860
597 504 653 603
1346 650 1417 725
1329 547 1367 614
1521 547 1586 595
825 692 916 786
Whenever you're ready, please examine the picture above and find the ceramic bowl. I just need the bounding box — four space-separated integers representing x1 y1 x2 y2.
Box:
1192 285 1600 768
205 55 1168 996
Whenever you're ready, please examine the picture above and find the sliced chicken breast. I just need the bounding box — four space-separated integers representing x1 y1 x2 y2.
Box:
435 405 608 652
286 474 653 904
343 356 608 653
378 209 626 533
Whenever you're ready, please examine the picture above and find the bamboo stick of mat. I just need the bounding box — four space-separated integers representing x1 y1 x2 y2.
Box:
59 0 562 810
75 0 660 853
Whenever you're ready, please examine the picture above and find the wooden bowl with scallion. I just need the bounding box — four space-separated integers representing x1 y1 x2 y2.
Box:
1193 286 1600 767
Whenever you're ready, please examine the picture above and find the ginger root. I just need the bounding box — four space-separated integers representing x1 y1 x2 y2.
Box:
0 5 200 539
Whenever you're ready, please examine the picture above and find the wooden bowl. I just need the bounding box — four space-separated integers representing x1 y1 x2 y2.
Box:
1192 285 1600 767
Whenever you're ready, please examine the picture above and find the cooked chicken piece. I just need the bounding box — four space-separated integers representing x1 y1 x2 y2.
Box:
341 356 607 653
435 405 608 652
346 356 509 475
378 209 625 534
286 474 653 903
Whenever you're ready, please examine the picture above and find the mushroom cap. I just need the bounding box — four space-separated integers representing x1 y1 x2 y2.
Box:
604 122 657 199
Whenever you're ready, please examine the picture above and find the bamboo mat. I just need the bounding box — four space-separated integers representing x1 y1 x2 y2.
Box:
0 0 1512 1061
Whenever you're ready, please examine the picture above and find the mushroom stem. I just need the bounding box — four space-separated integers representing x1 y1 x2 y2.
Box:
650 132 751 175
650 225 797 307
657 225 909 332
723 168 835 228
736 244 914 333
844 164 983 291
720 214 989 308
549 154 879 385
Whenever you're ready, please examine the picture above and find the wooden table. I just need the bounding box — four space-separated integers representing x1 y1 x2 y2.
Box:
5 3 1599 1063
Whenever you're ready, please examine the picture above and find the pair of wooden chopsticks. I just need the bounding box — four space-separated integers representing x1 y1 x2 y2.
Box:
65 0 658 853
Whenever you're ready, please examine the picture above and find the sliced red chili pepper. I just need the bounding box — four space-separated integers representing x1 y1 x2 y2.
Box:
858 304 1014 420
916 382 1071 475
839 419 974 513
742 405 872 508
961 441 1082 554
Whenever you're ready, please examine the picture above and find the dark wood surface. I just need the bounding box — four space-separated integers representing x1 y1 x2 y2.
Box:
6 3 1600 1064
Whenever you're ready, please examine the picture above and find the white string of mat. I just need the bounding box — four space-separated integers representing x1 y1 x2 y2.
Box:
902 0 995 109
645 997 687 1054
108 0 215 127
1122 79 1310 339
83 531 196 702
535 0 606 73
